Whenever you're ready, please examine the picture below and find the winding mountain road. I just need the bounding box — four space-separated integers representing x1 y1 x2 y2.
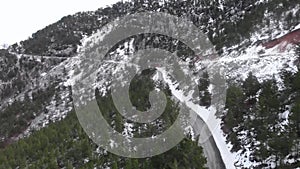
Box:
157 68 235 169
193 116 226 169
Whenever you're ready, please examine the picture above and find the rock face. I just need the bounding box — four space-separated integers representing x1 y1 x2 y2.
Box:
262 28 300 51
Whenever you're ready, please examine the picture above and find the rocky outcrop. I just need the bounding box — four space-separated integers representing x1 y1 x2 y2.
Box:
262 28 300 51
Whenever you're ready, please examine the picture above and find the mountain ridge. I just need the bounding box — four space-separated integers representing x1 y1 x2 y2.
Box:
0 0 299 168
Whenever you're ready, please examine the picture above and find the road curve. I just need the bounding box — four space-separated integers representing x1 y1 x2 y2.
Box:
193 116 227 169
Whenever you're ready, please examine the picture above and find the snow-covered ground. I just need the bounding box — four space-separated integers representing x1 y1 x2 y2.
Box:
7 6 300 167
157 67 236 169
65 20 299 167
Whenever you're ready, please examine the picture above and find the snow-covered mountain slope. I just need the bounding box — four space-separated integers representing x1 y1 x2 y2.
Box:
55 19 298 168
1 1 300 168
1 21 299 169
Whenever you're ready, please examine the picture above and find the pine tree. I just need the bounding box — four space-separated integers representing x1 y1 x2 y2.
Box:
224 85 246 128
242 72 260 101
198 71 211 107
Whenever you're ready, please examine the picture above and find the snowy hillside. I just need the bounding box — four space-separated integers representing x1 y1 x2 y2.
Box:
0 0 299 168
57 19 299 168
